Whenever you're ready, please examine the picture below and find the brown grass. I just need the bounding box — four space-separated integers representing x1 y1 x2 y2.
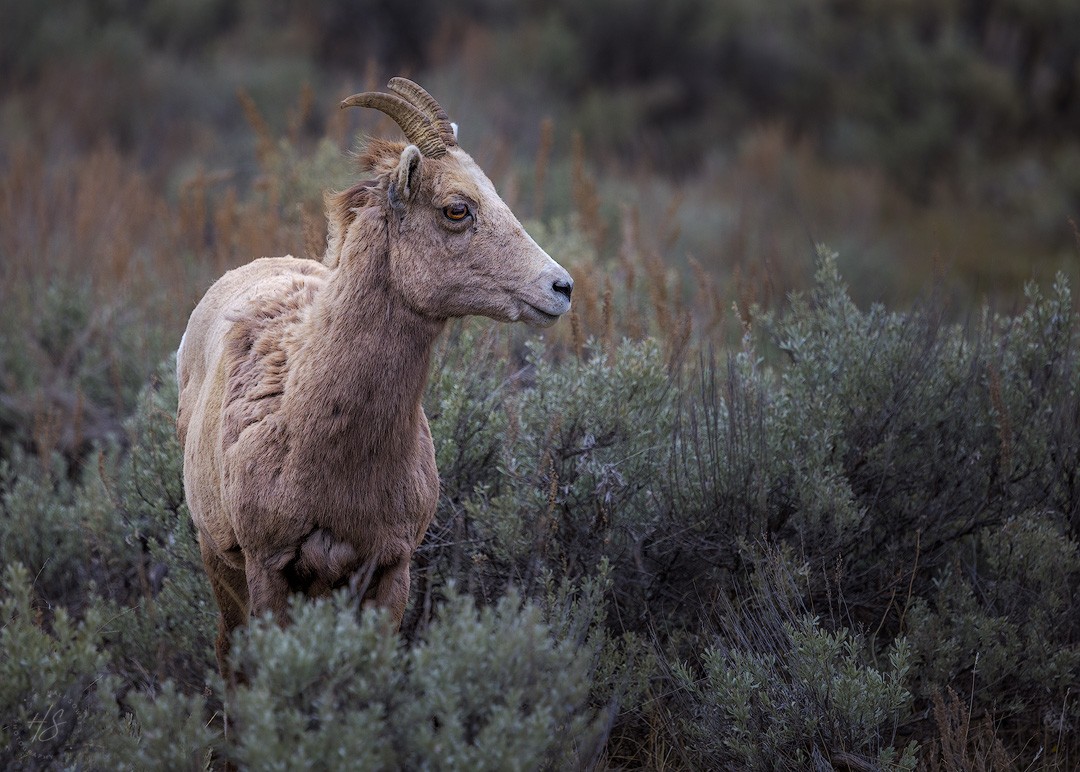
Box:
3 81 1072 464
921 688 1016 772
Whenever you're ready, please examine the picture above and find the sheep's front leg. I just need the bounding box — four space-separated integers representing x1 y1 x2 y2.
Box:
363 556 411 629
246 556 292 623
200 542 249 682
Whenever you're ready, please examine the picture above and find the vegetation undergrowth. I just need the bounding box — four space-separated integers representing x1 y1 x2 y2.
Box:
2 244 1078 769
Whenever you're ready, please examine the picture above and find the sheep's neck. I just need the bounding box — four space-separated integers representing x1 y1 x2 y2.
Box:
289 249 443 466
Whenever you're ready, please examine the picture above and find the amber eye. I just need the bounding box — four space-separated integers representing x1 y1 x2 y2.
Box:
444 203 470 221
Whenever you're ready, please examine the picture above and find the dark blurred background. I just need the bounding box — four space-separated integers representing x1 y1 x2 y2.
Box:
2 0 1080 303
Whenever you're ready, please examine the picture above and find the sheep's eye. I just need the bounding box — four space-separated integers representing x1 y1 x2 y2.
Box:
444 203 470 221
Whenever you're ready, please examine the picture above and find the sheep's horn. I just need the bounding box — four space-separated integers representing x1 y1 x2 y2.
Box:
386 78 457 147
339 91 447 158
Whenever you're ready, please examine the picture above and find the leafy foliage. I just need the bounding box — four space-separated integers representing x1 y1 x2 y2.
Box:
0 563 117 770
1 250 1079 767
225 588 603 771
679 618 917 770
908 513 1080 749
672 545 918 770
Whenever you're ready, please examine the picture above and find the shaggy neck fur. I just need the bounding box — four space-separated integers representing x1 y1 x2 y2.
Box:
286 206 444 474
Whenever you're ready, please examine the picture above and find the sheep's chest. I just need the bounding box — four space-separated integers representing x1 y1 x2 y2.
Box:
242 407 439 556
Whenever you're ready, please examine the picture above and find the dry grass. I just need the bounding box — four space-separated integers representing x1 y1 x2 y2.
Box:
4 77 1074 466
0 101 317 461
921 688 1017 772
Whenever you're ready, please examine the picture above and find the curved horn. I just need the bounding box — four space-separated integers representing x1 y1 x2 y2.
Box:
339 91 447 158
386 77 457 147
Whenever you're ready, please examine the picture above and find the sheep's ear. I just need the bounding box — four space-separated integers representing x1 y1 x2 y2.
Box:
388 144 422 216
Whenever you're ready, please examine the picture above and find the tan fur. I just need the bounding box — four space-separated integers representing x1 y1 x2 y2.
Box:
177 132 572 677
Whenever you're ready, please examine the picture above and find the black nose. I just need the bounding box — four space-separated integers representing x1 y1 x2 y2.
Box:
553 278 573 301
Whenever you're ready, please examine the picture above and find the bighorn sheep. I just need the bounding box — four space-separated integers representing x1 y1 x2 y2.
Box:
176 78 572 674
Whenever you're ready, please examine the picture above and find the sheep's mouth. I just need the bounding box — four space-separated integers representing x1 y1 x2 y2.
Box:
520 302 562 327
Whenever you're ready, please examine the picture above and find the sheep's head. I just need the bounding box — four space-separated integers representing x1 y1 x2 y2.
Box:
333 78 573 327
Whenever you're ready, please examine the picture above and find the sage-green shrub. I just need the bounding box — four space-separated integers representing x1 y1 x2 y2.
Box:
907 511 1080 750
677 615 918 771
94 360 217 690
1 248 1079 767
0 282 155 464
0 451 93 608
0 357 217 694
224 588 604 771
423 331 677 611
95 681 216 771
472 337 674 574
0 563 118 770
673 546 919 770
